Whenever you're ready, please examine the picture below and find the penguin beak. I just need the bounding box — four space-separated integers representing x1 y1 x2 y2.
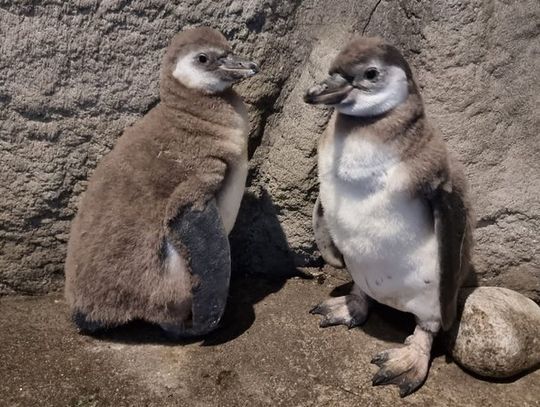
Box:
304 74 353 105
218 54 259 82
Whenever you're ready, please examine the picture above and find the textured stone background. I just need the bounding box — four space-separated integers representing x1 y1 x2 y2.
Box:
1 0 538 300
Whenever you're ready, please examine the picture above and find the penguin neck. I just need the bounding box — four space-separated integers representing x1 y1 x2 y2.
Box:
334 92 427 156
159 75 247 134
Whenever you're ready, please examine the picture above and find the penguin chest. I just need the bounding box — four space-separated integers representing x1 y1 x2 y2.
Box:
318 134 441 322
216 152 248 234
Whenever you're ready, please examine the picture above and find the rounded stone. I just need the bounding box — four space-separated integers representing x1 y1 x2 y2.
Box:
447 287 540 378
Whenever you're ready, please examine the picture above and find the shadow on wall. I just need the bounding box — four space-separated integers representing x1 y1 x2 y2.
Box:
230 187 299 278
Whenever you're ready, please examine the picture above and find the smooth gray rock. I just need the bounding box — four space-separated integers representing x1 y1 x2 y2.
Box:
447 287 540 378
0 1 539 298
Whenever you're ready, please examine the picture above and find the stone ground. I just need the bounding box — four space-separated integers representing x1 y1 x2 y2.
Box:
1 270 539 407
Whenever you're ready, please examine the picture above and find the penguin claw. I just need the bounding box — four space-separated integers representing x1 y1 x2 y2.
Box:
370 351 389 366
370 345 429 397
347 318 361 329
399 382 418 398
309 295 368 329
309 305 322 315
319 318 336 328
372 370 392 386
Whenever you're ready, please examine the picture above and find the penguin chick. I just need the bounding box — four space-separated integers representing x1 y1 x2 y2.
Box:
305 37 473 397
65 27 259 338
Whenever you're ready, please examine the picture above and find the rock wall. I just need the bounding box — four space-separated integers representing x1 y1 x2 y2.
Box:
1 0 538 300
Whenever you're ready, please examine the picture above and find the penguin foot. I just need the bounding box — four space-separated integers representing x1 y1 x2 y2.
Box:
370 345 429 397
310 295 368 328
370 326 434 397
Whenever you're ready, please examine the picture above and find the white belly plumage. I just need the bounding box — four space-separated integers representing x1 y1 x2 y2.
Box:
319 133 441 323
216 153 248 234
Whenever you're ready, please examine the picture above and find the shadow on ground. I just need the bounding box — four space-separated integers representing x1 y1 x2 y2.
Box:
1 271 539 407
89 275 293 347
88 187 300 347
325 262 482 362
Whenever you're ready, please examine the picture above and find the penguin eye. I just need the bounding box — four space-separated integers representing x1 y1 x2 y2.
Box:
364 68 379 81
197 53 208 64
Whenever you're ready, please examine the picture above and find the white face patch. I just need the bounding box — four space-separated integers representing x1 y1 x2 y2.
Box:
172 50 231 94
336 66 409 117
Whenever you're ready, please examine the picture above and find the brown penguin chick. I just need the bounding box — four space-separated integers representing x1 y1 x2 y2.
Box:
305 37 473 396
65 27 259 338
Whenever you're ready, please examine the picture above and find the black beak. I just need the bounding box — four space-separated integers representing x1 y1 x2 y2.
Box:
219 54 259 81
304 73 353 105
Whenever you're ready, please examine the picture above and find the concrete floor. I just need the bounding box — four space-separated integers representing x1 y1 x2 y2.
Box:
1 270 539 407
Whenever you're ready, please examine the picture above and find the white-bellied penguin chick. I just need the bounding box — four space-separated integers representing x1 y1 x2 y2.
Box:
305 37 473 397
65 27 259 338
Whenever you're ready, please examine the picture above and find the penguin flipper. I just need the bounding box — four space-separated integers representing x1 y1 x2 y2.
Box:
424 179 471 331
167 198 230 337
313 195 345 269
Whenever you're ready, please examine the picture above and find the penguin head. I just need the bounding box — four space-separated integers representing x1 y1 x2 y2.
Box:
304 37 416 117
162 27 259 95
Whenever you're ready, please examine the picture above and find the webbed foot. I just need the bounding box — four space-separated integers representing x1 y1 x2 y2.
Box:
371 325 434 397
310 289 368 328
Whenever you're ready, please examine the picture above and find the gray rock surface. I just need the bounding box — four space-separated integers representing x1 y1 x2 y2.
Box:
447 287 540 378
1 1 539 298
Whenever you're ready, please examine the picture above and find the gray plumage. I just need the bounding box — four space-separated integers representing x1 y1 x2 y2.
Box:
306 36 473 396
65 27 258 337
